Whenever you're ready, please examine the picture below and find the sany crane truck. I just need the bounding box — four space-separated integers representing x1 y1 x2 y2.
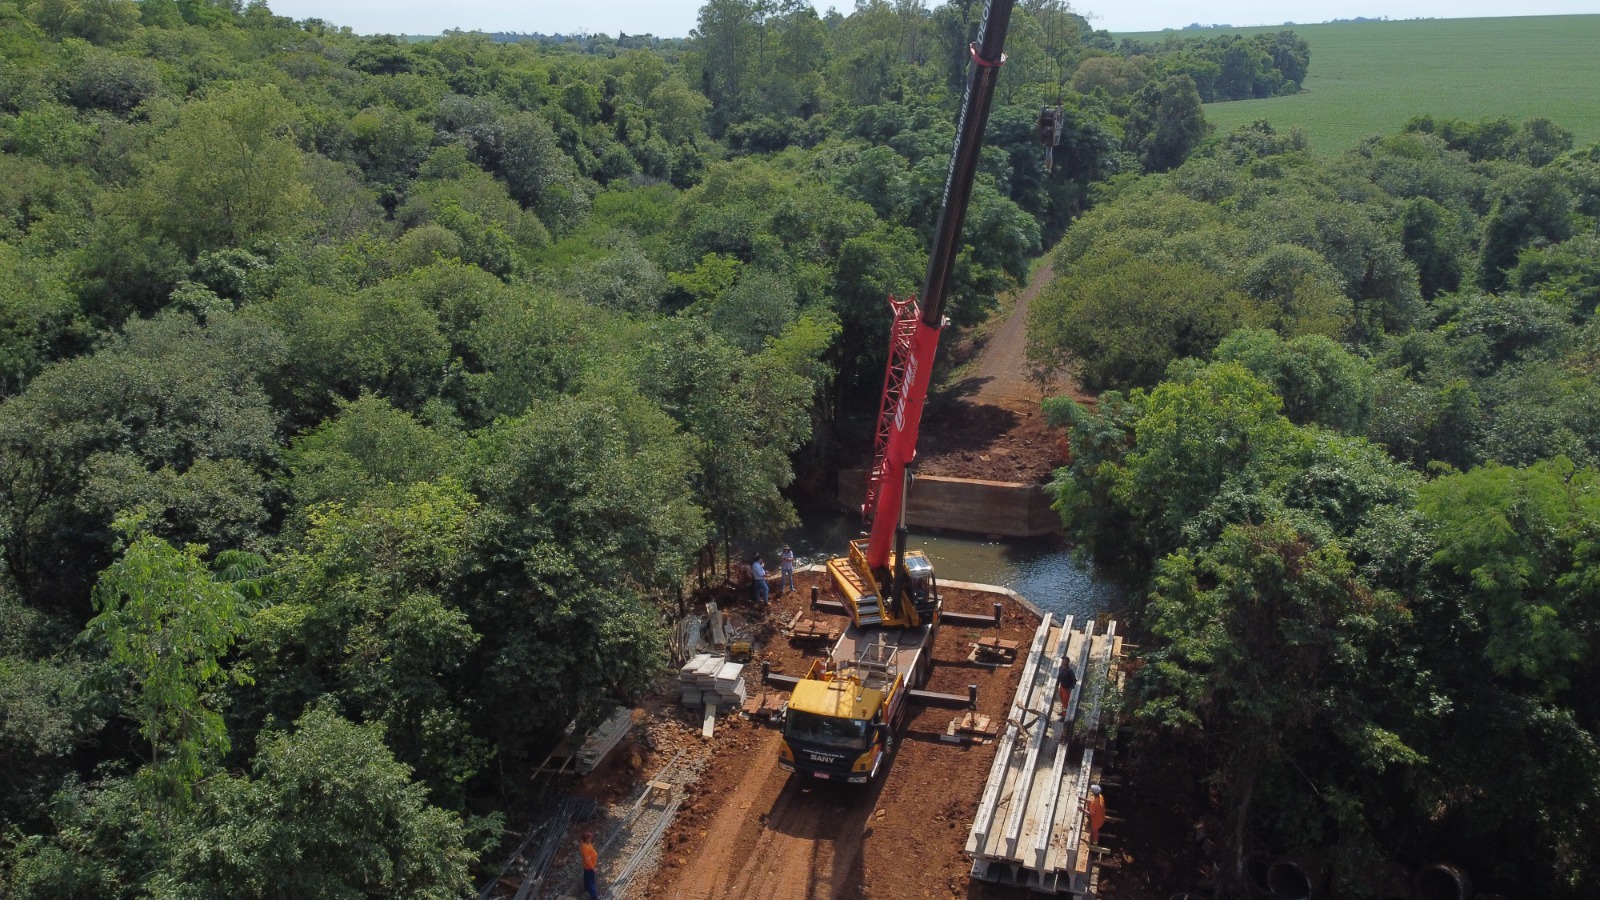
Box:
778 0 1016 784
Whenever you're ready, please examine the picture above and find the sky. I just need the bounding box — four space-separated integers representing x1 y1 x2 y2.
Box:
261 0 1598 38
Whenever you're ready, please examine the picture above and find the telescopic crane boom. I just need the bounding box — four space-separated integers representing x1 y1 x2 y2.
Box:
829 0 1016 630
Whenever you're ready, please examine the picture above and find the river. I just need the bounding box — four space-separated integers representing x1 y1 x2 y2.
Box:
782 510 1120 620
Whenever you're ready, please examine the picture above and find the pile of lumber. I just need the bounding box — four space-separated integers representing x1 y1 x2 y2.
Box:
741 689 787 722
679 654 748 710
971 635 1020 664
785 611 837 644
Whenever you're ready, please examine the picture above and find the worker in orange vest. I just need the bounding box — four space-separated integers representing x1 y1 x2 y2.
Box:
1084 784 1106 846
580 830 599 899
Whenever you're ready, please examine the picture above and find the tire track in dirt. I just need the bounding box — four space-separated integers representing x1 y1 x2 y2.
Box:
670 736 879 900
667 729 786 900
719 779 843 899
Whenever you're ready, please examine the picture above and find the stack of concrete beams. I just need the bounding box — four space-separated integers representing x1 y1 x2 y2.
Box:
966 614 1119 896
678 654 747 710
575 707 633 775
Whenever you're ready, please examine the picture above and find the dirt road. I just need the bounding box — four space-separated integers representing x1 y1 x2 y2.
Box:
916 260 1085 484
964 259 1071 413
661 729 873 900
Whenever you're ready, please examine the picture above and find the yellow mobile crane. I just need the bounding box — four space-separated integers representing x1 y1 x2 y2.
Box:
778 0 1016 784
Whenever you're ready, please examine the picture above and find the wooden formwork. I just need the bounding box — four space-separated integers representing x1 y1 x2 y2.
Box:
965 614 1119 896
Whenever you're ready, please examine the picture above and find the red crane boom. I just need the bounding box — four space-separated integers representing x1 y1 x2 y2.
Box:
835 0 1016 629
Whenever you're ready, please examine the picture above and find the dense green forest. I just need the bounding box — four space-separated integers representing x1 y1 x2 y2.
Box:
0 0 1248 895
1 0 1595 896
1030 121 1600 894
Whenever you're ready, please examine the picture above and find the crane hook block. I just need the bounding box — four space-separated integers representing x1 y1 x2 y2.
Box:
1037 106 1065 170
1037 106 1064 147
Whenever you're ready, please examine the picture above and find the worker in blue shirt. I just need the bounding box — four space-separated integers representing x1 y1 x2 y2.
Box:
751 555 769 606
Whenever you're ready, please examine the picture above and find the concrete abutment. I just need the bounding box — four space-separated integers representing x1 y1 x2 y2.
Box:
838 468 1062 538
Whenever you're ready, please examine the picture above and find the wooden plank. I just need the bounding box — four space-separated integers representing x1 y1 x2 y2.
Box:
787 615 836 644
973 635 1020 664
952 712 999 739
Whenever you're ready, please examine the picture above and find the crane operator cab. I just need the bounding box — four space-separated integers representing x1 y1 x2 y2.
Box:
900 552 937 620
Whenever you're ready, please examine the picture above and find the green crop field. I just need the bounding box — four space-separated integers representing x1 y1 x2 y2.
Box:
1119 15 1600 155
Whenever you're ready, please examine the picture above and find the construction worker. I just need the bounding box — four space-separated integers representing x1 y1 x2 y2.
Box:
1084 784 1106 846
579 830 599 900
779 545 796 593
1056 660 1077 713
750 555 769 606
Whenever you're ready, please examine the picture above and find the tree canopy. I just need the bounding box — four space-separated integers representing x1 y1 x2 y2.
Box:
4 0 1595 895
1038 115 1600 895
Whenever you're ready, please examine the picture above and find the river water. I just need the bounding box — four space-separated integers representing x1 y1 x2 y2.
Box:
782 510 1120 621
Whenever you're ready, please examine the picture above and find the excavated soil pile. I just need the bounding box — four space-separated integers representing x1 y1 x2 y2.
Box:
914 396 1069 484
885 261 1092 486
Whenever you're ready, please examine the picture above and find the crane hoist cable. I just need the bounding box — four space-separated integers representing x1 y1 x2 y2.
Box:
1036 1 1067 169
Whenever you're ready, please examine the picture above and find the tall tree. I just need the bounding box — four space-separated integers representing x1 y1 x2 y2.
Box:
1124 74 1208 173
1140 519 1422 881
85 522 255 802
156 706 474 900
131 84 314 258
1478 169 1575 292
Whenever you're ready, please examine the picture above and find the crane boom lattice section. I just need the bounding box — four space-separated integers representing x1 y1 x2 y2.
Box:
863 294 922 523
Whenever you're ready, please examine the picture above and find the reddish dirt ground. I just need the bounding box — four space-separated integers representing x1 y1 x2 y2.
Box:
915 397 1070 484
645 572 1045 900
571 582 1203 900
